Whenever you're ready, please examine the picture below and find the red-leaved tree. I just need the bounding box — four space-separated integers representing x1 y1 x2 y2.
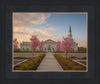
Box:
30 35 40 56
38 41 43 54
13 38 19 51
56 41 61 52
62 37 74 58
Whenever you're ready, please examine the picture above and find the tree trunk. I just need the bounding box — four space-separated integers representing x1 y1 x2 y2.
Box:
40 51 41 55
66 52 68 59
32 50 34 56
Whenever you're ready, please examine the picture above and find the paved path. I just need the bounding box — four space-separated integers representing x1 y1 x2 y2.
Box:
37 53 63 71
14 59 25 65
13 59 29 67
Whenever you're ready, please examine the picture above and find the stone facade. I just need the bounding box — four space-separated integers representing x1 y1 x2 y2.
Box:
20 39 78 52
43 39 56 52
20 42 31 51
20 39 56 52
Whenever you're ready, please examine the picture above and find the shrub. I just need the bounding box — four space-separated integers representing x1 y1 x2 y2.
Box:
54 54 86 70
82 57 87 59
70 56 76 59
14 54 45 70
72 66 84 70
64 60 69 65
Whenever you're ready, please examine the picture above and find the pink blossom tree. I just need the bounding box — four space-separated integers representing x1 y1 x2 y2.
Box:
30 35 40 56
61 37 74 58
56 41 61 52
38 41 43 54
13 38 19 51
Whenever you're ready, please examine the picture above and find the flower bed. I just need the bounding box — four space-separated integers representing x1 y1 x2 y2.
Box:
54 54 86 70
14 54 45 70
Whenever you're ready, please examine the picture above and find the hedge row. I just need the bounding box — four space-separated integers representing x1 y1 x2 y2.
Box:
54 54 86 70
14 54 45 70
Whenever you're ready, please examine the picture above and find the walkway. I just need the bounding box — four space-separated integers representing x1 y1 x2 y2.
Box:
37 53 63 71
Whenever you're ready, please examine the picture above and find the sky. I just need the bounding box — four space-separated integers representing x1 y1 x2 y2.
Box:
13 13 87 48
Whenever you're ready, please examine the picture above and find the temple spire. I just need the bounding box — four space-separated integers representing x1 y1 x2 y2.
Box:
69 22 71 32
68 22 72 39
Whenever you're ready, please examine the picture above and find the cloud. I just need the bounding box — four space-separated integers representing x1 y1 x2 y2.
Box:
13 13 51 27
13 26 59 44
36 27 56 37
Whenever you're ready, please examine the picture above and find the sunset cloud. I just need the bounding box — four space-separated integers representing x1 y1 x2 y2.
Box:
13 26 59 45
13 13 51 27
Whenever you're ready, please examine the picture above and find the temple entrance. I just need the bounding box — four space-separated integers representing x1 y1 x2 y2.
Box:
48 45 51 51
42 39 56 52
48 45 52 52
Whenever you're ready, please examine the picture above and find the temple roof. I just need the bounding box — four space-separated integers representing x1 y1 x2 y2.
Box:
44 39 56 43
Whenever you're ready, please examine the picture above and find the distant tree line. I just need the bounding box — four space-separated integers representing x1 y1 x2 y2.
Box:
78 47 87 53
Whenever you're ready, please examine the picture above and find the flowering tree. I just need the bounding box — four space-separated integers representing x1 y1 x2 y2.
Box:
56 41 61 52
62 37 74 57
30 35 40 56
38 41 43 54
13 38 19 51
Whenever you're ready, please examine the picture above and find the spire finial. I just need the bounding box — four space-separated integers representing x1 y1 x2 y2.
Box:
70 22 71 26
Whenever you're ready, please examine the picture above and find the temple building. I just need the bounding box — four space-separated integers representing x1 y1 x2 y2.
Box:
20 24 78 52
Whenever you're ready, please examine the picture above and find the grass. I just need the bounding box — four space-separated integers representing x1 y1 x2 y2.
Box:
70 56 77 59
53 51 87 53
14 54 45 70
14 51 46 53
82 57 87 60
71 51 87 53
53 51 64 53
14 57 28 59
14 51 87 53
54 54 86 70
14 51 32 53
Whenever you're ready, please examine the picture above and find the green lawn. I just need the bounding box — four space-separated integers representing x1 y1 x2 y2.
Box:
70 56 77 59
14 51 46 53
14 57 28 59
53 51 86 53
14 51 87 53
